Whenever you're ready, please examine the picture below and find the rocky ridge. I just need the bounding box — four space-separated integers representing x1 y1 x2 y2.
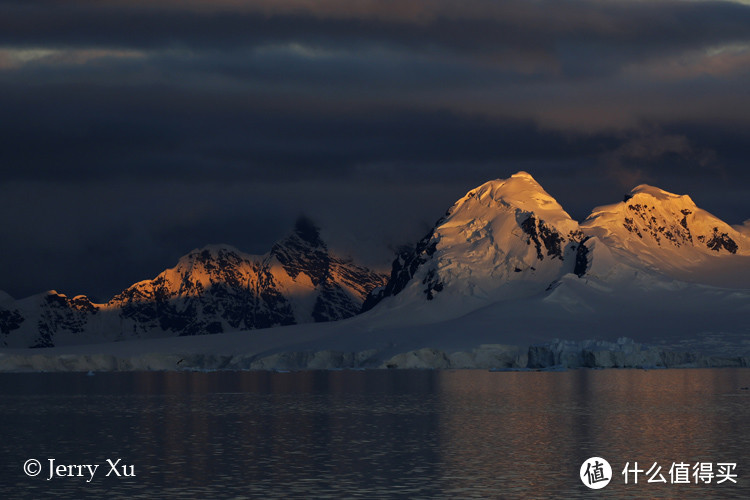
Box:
0 218 387 348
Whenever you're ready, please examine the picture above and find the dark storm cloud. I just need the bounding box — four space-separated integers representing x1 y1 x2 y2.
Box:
1 0 749 299
2 1 750 60
0 66 589 183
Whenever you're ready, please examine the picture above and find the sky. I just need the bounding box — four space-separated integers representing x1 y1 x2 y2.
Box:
2 0 750 301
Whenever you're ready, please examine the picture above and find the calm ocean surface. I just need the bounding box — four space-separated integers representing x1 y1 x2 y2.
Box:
0 368 748 499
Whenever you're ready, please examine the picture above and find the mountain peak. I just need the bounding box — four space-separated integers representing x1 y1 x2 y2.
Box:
171 244 252 280
582 182 747 267
510 170 536 180
451 172 576 235
363 172 583 314
628 184 696 207
466 170 544 197
186 244 246 259
292 216 324 247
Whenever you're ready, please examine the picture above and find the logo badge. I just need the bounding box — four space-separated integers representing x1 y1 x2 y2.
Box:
580 457 612 489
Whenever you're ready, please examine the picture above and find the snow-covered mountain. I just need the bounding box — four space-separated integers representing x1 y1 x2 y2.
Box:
579 184 750 287
362 171 749 324
0 218 387 348
363 172 586 320
583 184 745 256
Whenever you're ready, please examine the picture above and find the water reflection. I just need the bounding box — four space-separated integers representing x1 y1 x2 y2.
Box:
435 369 750 498
0 369 747 498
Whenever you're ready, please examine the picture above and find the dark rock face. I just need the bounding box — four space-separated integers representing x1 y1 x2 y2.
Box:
1 293 100 347
616 202 742 256
362 219 444 312
33 293 99 348
679 209 693 242
271 218 386 322
422 269 444 300
706 228 738 254
0 307 24 346
520 215 566 260
574 238 591 278
624 203 680 243
271 216 330 286
313 259 386 321
312 283 358 322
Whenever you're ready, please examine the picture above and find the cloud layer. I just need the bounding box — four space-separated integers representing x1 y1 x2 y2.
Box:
1 0 749 298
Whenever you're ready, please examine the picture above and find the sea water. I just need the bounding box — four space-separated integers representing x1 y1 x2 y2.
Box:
0 369 748 499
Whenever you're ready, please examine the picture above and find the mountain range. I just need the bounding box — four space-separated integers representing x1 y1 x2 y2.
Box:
0 217 387 348
1 171 748 350
363 172 748 319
